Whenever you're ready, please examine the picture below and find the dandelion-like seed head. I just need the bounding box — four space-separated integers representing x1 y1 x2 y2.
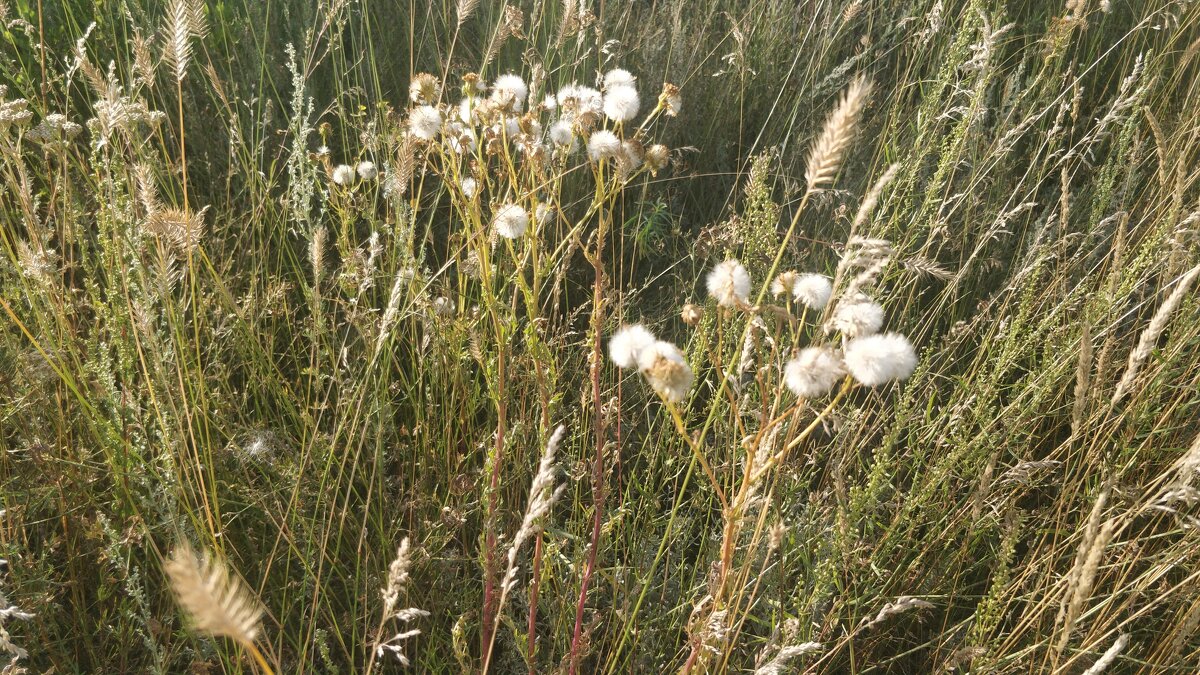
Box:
491 74 528 112
784 347 847 398
461 177 478 199
681 303 703 326
661 82 682 117
829 298 884 338
706 259 752 307
645 144 670 174
357 161 378 180
409 73 440 105
493 203 529 239
793 273 834 310
558 84 603 118
843 332 917 387
771 271 800 298
331 164 356 186
549 120 574 147
618 139 645 176
603 68 637 90
409 105 443 141
535 202 554 227
587 129 621 162
609 324 656 369
637 340 694 403
603 85 640 123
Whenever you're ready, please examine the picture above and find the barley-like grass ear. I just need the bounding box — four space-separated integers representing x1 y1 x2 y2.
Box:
165 543 264 648
804 75 872 192
163 0 209 83
1111 264 1200 405
456 0 480 27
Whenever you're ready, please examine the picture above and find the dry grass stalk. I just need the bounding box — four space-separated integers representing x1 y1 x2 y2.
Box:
1072 320 1092 435
1056 488 1112 655
1111 264 1200 405
804 75 872 192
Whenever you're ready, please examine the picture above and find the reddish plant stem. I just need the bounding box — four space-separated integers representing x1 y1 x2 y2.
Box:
527 531 543 675
481 351 508 665
568 232 608 673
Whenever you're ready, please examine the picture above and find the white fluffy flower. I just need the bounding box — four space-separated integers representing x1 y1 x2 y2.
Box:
603 68 637 90
446 124 477 154
829 299 884 337
331 164 355 185
637 340 694 403
535 203 553 226
558 84 603 116
493 203 529 239
784 347 846 398
587 130 621 162
843 333 918 387
409 105 443 140
460 177 478 199
549 120 574 146
793 273 833 310
609 324 656 369
356 161 378 180
603 85 640 123
492 74 528 111
706 259 752 307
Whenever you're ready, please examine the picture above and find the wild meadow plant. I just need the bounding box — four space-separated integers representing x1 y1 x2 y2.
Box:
2 0 1200 673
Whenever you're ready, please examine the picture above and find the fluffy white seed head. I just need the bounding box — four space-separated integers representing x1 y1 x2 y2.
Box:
793 273 834 310
356 161 378 180
461 177 478 199
558 84 603 116
603 68 637 90
587 130 621 162
637 340 694 403
549 119 574 146
331 164 355 185
609 324 656 369
784 347 846 398
830 299 884 337
493 203 529 239
645 144 670 173
771 271 799 297
535 202 553 226
603 85 640 122
706 259 752 307
409 105 443 140
843 332 917 387
492 74 528 111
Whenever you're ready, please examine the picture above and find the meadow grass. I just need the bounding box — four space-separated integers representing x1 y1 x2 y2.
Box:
1 0 1200 672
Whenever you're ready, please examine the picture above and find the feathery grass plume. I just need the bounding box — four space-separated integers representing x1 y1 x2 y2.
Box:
309 226 326 284
145 207 207 256
164 544 264 646
1081 633 1129 675
844 333 917 386
502 425 567 587
373 538 429 667
707 259 752 307
1072 320 1092 434
850 162 899 234
609 324 656 369
162 0 208 82
754 643 823 674
1056 488 1111 655
862 596 934 629
455 0 480 27
784 347 846 398
804 74 872 192
1111 264 1200 405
